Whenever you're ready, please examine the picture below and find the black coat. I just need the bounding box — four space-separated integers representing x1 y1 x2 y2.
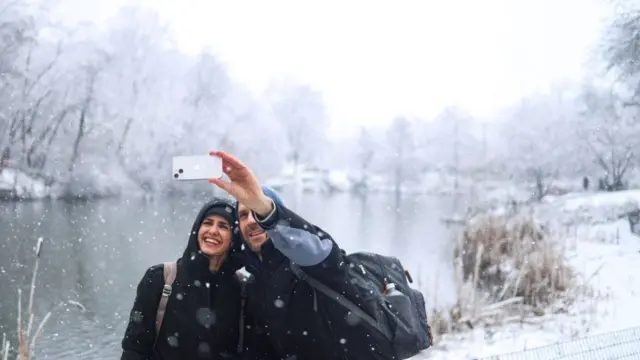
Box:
121 199 261 360
239 203 393 360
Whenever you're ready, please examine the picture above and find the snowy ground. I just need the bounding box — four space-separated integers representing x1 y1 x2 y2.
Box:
413 190 640 359
0 168 49 199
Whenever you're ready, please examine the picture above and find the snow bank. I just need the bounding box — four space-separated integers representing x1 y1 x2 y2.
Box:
412 190 640 359
537 190 640 226
0 164 148 201
416 240 640 359
0 169 50 199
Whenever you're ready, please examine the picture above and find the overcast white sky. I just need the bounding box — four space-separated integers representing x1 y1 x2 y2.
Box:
52 0 611 138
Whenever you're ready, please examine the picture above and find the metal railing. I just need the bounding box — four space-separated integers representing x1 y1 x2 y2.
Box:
480 326 640 360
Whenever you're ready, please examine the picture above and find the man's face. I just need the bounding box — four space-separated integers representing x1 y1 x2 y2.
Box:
237 202 268 251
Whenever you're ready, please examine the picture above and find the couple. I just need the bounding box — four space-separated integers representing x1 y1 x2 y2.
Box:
121 151 431 360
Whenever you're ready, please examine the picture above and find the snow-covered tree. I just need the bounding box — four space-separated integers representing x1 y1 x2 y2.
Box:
0 0 53 169
0 3 309 199
600 1 640 105
180 51 235 153
266 81 328 170
578 84 640 191
426 106 483 179
352 127 377 193
384 116 419 201
501 88 581 200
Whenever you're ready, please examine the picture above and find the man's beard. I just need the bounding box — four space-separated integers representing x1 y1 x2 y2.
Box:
249 241 263 253
244 227 267 253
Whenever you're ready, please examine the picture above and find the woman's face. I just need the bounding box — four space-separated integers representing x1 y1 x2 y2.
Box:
197 214 233 257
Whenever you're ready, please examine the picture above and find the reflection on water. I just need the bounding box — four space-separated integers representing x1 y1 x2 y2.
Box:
0 193 456 359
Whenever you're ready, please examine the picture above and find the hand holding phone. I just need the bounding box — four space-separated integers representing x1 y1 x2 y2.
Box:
172 154 223 181
207 150 274 216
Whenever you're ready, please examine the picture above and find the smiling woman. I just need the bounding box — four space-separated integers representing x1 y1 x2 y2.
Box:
196 205 235 270
119 197 271 360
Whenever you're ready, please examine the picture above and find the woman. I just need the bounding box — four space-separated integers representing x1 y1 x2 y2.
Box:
120 197 252 360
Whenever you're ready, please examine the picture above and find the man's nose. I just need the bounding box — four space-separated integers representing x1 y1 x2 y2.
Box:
246 211 257 225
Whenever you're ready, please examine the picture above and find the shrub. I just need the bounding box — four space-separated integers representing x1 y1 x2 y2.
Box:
426 213 581 347
454 214 574 309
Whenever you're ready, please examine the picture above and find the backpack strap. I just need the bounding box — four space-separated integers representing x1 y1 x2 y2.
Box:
155 262 177 343
235 271 248 353
289 263 392 340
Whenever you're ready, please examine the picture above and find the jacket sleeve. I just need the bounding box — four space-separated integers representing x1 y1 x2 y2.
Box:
253 202 348 281
120 265 164 360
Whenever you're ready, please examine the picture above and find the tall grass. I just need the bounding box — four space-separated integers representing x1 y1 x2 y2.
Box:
1 237 86 360
428 213 581 344
455 214 574 307
1 333 9 360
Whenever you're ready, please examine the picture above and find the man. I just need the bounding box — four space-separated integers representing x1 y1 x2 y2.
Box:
209 151 394 360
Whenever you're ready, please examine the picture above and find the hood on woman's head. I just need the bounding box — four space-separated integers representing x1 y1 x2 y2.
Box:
187 197 243 257
202 203 235 225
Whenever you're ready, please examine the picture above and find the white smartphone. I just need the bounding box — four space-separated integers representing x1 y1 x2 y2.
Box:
172 155 223 181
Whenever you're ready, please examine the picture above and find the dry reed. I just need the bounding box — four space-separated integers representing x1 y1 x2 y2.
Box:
1 333 9 360
454 214 574 308
428 212 580 344
2 237 87 360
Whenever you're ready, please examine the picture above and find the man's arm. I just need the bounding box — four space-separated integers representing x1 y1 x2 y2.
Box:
252 201 348 280
121 265 163 360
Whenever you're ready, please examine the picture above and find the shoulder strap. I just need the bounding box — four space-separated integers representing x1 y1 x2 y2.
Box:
154 262 177 342
235 271 249 353
289 263 392 340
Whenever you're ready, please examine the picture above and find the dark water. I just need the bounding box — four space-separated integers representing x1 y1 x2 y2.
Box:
0 193 457 359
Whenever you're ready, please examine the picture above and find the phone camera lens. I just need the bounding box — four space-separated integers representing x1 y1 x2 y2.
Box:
174 173 179 179
178 169 184 174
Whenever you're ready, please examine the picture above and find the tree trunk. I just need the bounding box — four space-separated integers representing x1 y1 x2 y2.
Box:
394 163 402 207
65 100 88 196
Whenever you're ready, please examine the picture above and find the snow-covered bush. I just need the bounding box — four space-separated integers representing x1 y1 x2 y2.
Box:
429 214 579 344
455 214 574 307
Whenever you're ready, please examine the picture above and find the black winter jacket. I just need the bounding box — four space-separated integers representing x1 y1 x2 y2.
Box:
121 199 264 360
239 202 393 360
